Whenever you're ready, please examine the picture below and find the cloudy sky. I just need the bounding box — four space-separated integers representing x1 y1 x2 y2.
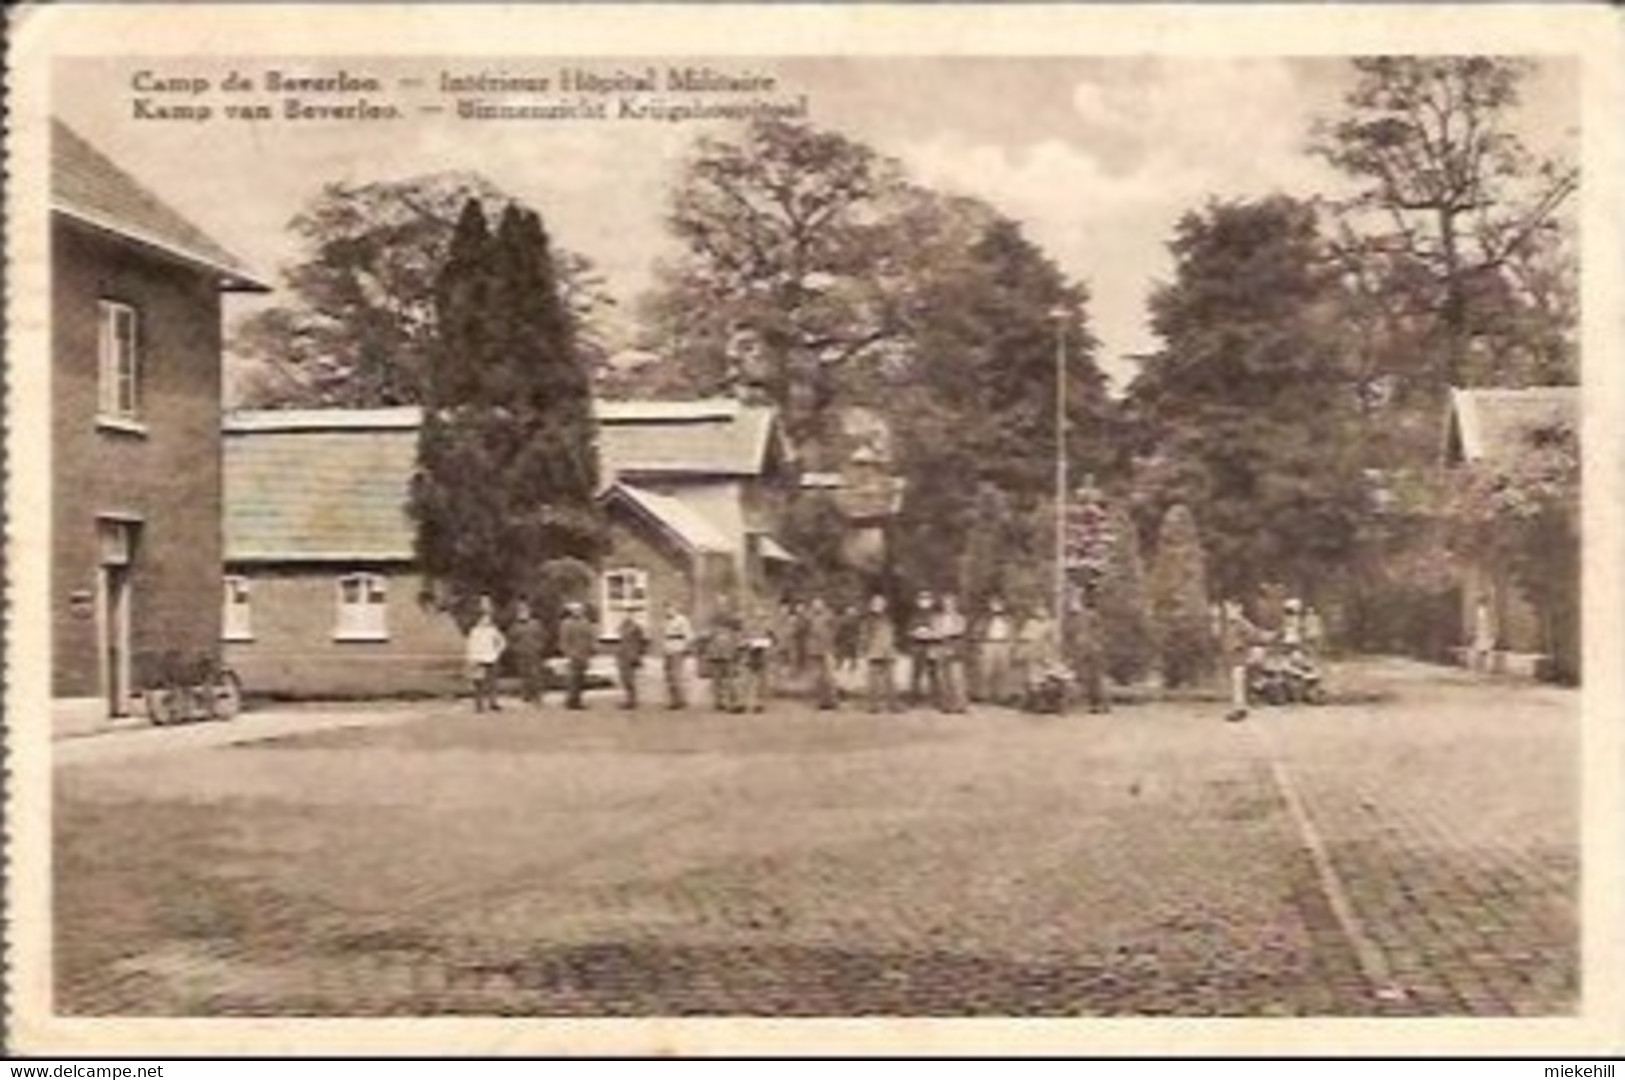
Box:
56 56 1575 389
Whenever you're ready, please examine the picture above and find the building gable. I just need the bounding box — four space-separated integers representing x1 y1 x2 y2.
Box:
52 119 268 291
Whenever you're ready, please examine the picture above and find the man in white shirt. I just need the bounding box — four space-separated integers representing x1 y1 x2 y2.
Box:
660 603 694 710
465 595 507 713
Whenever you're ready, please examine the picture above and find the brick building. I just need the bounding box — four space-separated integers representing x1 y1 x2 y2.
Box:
221 400 795 697
51 120 267 723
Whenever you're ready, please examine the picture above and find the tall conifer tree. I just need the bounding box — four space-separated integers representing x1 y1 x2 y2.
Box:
1096 504 1154 685
1148 504 1213 688
410 199 603 623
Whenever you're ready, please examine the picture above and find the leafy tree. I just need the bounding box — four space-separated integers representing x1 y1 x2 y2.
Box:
1127 195 1367 601
940 482 1054 614
231 173 614 408
900 211 1110 490
780 490 861 601
883 203 1112 609
646 118 910 458
1149 504 1213 688
1309 59 1578 657
409 199 603 623
1095 503 1154 685
647 119 1114 606
1315 57 1577 395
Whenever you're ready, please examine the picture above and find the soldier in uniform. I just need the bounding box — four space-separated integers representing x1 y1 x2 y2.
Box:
659 603 694 710
933 593 969 713
976 596 1015 705
805 595 839 710
1069 598 1109 715
859 593 900 714
1220 599 1266 722
907 591 940 708
834 603 863 690
742 605 777 714
558 601 596 711
1014 603 1059 710
705 597 743 713
614 611 647 710
508 600 547 706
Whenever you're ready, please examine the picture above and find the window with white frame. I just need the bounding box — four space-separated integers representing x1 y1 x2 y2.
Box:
223 576 253 641
98 301 140 421
334 572 388 641
602 567 650 634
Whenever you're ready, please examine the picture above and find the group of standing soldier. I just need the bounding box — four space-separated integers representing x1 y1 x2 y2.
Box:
464 588 1115 716
685 590 1107 717
465 595 602 713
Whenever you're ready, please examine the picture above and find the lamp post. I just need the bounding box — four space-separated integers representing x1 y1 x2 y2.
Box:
1050 307 1069 647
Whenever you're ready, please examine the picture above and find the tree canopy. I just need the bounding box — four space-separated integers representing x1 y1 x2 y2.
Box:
1316 58 1578 397
232 173 615 408
1126 195 1367 601
643 119 1113 607
641 119 910 455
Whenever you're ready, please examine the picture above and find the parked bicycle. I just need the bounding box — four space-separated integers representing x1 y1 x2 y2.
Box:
136 649 243 725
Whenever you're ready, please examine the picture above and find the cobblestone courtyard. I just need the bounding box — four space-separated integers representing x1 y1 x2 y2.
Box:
53 661 1578 1017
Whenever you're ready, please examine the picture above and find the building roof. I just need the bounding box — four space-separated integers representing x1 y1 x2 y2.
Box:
223 401 783 561
1446 386 1580 466
225 424 419 562
51 119 268 291
224 407 421 433
226 400 782 476
597 399 784 477
602 483 735 555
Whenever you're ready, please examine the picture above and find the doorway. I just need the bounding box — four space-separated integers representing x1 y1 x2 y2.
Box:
97 518 138 717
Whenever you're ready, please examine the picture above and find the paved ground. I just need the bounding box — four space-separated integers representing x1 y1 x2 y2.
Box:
52 660 1578 1017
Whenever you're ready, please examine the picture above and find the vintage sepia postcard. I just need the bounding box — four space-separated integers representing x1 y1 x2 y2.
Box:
5 2 1623 1058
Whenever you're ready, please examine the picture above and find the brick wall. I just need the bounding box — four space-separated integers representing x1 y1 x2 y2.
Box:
600 504 751 631
52 220 225 701
225 566 466 697
602 515 698 629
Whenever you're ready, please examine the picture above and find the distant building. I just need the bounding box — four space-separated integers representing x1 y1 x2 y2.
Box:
1444 385 1580 667
221 400 796 697
796 406 905 576
50 120 268 723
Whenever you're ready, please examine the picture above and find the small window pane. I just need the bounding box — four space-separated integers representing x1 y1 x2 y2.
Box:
98 302 139 420
602 568 650 633
223 576 252 640
335 573 388 640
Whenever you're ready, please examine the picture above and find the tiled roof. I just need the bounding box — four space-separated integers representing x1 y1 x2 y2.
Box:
598 400 781 477
223 401 780 561
1447 387 1580 465
225 425 419 562
51 119 268 290
604 483 734 554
